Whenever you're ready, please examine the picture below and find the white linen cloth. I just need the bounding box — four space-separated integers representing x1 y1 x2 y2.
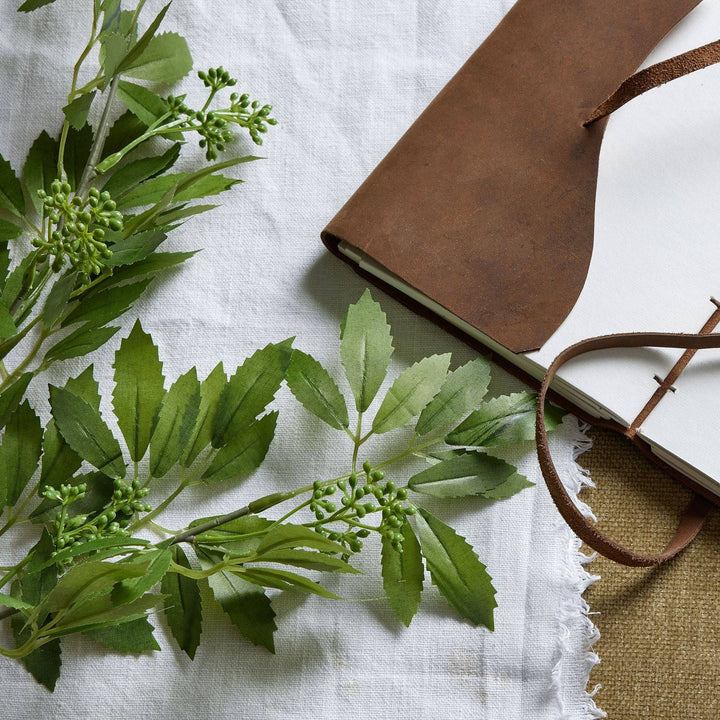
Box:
0 1 602 717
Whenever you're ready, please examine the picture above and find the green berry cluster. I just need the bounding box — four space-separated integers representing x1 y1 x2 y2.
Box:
41 478 151 557
33 182 122 278
228 91 276 146
198 65 237 92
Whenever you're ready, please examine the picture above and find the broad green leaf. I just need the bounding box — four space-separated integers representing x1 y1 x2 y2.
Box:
113 548 172 604
90 250 197 287
446 391 565 448
213 339 292 447
202 412 277 484
116 172 241 209
18 0 57 10
149 368 200 478
113 321 165 462
0 153 24 216
414 509 496 629
42 560 147 614
252 549 359 574
103 110 147 158
240 567 341 599
155 203 217 226
0 303 17 339
103 144 180 198
62 92 96 131
256 523 348 556
408 450 523 499
181 362 226 467
0 372 32 432
0 220 21 241
42 272 77 328
482 473 535 500
123 32 192 83
162 545 202 659
286 350 348 429
100 31 129 80
372 354 450 434
11 615 61 692
198 548 276 652
116 80 169 126
62 278 151 328
0 401 42 508
63 123 93 191
0 591 32 611
31 471 115 524
49 385 126 478
23 130 59 215
45 324 120 363
340 289 394 412
104 228 167 267
381 521 423 627
65 364 102 410
116 3 171 75
85 617 160 653
48 592 162 637
415 357 491 436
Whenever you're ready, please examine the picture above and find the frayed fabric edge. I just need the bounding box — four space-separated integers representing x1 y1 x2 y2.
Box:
550 417 606 719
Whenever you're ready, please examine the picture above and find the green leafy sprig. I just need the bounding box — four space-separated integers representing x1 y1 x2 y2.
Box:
0 291 564 690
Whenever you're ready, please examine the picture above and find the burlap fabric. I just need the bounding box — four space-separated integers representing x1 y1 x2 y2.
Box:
581 429 720 718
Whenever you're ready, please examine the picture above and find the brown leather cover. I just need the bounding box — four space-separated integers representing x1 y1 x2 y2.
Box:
322 0 702 354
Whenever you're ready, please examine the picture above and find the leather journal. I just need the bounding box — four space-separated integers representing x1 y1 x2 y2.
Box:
321 0 720 565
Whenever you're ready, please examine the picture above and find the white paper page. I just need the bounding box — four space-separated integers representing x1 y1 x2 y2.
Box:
526 0 720 429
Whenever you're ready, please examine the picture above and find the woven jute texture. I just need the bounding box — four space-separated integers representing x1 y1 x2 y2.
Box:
580 428 720 719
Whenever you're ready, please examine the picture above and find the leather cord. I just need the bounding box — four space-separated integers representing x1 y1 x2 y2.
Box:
585 37 720 126
536 332 718 566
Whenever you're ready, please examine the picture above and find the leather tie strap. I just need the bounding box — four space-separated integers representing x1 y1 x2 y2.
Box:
536 332 718 567
585 37 720 126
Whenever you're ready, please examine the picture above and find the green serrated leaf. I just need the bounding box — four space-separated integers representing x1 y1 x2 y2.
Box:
162 545 202 659
0 153 25 216
0 401 42 509
19 529 58 609
45 324 120 363
12 615 61 692
240 567 341 599
149 368 200 478
23 130 59 216
414 509 496 629
65 365 102 410
18 0 56 10
49 385 126 478
116 3 171 75
33 536 148 571
116 172 241 209
103 144 180 199
100 31 130 80
202 411 277 484
446 391 565 447
112 548 172 604
409 451 524 499
415 357 491 436
198 548 276 652
42 272 77 328
381 521 423 627
85 616 160 653
62 278 151 328
123 32 193 83
116 80 169 126
252 548 359 574
372 354 450 434
62 92 96 131
340 289 394 412
482 473 535 500
0 372 32 432
103 110 147 158
113 320 166 463
0 591 32 611
213 339 292 447
105 228 167 267
63 123 93 191
155 203 217 226
0 303 17 339
182 362 226 468
286 350 348 430
102 250 198 285
256 523 347 556
191 515 273 556
0 220 22 242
